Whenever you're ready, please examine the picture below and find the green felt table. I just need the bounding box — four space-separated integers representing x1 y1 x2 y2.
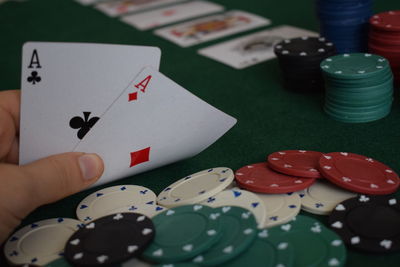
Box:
1 0 400 266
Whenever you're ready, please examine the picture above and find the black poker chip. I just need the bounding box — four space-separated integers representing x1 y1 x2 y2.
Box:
329 195 400 253
64 213 155 266
273 36 336 92
274 36 335 59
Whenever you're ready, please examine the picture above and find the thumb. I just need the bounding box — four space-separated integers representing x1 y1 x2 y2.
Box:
21 152 104 207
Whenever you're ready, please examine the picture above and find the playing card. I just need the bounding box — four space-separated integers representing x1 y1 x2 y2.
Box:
95 0 186 17
154 10 271 47
74 66 237 186
121 1 224 31
198 25 318 69
20 42 161 165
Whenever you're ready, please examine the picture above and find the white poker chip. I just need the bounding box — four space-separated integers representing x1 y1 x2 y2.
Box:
76 185 157 222
297 180 357 215
257 192 301 228
110 203 167 218
200 188 267 228
157 167 234 208
4 218 83 266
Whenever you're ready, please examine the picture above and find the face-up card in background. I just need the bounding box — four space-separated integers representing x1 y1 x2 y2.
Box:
198 25 318 69
95 0 186 17
20 42 161 165
154 10 271 47
121 1 224 31
74 66 237 187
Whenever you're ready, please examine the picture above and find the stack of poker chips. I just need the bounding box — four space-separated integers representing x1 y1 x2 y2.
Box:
273 36 336 92
320 53 394 123
316 0 373 53
368 10 400 85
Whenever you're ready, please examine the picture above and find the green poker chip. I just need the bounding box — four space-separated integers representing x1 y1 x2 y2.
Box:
325 100 392 114
320 53 394 123
44 258 72 267
142 204 222 263
220 228 294 267
320 53 390 79
156 263 199 267
325 68 393 88
325 94 393 108
268 215 346 267
190 206 257 266
325 104 391 118
324 103 391 121
327 76 393 94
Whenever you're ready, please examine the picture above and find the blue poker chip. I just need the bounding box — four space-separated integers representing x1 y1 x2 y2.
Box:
316 0 373 53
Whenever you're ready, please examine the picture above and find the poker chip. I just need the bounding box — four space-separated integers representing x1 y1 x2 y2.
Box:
273 36 335 92
235 162 316 194
320 53 390 79
320 53 394 123
370 10 400 32
44 258 72 267
316 0 372 53
157 167 234 208
142 204 222 263
110 202 167 218
297 180 357 215
76 184 157 222
267 150 323 178
329 195 400 252
122 258 152 267
369 11 400 85
220 229 294 267
200 188 267 228
190 206 257 266
4 218 83 266
318 152 400 195
269 215 347 266
155 263 198 267
257 192 301 228
65 213 155 266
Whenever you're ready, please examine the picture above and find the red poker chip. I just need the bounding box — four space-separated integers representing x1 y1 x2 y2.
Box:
368 43 400 54
370 11 400 32
318 152 400 195
234 162 316 194
267 150 323 178
369 32 400 45
369 37 400 48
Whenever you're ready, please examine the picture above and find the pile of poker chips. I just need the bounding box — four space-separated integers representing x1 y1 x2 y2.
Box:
368 10 400 85
315 0 373 53
3 150 400 266
320 53 394 123
273 36 336 92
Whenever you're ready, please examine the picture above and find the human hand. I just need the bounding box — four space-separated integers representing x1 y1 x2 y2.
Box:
0 90 104 243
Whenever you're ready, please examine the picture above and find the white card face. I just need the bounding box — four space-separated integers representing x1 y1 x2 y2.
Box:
154 10 271 47
20 42 161 165
121 1 224 31
198 25 318 69
74 66 237 186
95 0 186 17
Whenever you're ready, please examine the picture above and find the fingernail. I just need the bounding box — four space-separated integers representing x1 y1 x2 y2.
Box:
78 154 103 180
